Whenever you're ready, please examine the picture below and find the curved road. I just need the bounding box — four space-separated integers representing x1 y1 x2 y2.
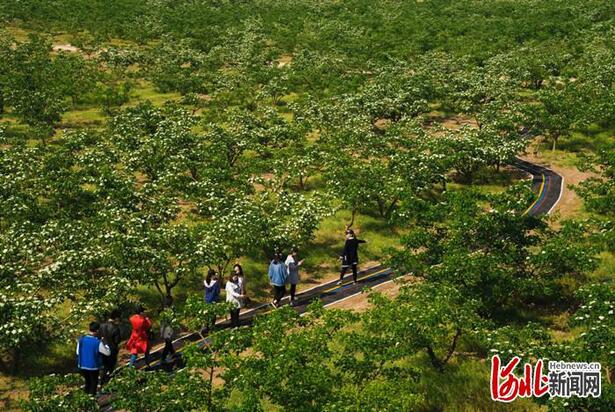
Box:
99 157 564 408
513 157 564 216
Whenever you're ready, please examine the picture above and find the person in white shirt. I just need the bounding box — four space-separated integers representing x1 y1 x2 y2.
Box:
225 272 245 327
285 248 304 305
234 263 249 307
233 264 246 295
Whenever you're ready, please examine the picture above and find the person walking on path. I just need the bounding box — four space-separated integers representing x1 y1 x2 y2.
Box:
99 311 121 385
204 269 221 304
233 264 246 295
269 252 288 308
159 316 176 364
337 229 366 285
126 305 152 367
285 248 304 305
233 263 249 307
76 321 111 396
204 269 221 331
225 272 246 327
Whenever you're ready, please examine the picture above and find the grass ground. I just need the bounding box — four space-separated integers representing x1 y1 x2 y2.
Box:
413 357 546 411
58 81 182 129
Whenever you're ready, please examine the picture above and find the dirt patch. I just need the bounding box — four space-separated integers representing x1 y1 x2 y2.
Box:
0 374 28 411
328 275 415 311
52 43 79 53
173 198 196 223
196 94 212 102
440 116 478 130
373 118 392 130
276 54 293 68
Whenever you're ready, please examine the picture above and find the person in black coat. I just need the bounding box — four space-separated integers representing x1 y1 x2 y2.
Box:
99 310 121 385
337 229 366 285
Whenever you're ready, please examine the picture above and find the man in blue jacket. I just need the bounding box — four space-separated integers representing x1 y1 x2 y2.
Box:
76 321 111 395
268 252 288 308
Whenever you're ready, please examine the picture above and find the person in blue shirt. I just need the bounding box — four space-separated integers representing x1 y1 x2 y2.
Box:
204 269 221 331
204 269 221 304
76 321 111 396
268 252 288 308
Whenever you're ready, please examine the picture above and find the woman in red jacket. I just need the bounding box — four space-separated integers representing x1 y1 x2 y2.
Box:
126 305 152 367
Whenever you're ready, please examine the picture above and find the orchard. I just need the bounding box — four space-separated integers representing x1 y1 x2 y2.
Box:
0 0 613 411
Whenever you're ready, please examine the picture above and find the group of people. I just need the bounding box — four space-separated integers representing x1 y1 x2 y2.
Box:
268 248 305 307
268 228 366 306
225 229 365 320
202 263 247 327
200 247 306 328
75 305 170 396
76 228 365 395
75 310 124 396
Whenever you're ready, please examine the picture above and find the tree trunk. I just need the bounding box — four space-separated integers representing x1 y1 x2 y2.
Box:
162 272 185 309
163 292 174 308
190 167 199 180
425 328 462 372
217 258 232 280
533 79 544 89
207 364 215 410
154 281 166 309
442 328 462 365
298 175 308 190
377 199 386 218
552 135 558 152
385 199 398 219
426 346 444 371
10 347 21 375
346 207 357 229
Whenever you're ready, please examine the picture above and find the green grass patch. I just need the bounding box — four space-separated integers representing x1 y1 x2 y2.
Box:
533 147 580 168
413 356 545 411
61 107 106 126
591 251 615 283
129 82 182 106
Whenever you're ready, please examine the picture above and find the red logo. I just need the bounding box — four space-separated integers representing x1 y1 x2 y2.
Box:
490 355 549 402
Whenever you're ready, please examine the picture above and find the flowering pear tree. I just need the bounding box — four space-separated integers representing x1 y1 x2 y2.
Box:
575 150 615 217
391 188 598 316
3 34 91 142
195 199 264 275
361 282 483 371
252 185 332 255
534 81 590 152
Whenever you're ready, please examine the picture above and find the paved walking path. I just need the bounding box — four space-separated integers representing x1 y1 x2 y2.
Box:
513 157 564 216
